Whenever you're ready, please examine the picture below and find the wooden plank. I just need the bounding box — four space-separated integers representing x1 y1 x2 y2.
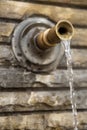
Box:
0 67 87 88
0 90 86 111
0 22 87 47
0 45 87 68
0 112 86 130
0 1 87 26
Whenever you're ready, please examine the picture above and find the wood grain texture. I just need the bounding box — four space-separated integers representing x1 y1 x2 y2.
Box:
0 22 87 47
0 0 87 26
0 90 86 112
0 67 87 88
0 112 86 130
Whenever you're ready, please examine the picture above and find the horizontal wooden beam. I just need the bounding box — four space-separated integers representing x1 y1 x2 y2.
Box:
0 112 86 130
0 0 87 26
0 67 87 88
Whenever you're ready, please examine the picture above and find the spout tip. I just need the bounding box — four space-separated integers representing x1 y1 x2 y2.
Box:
55 20 74 41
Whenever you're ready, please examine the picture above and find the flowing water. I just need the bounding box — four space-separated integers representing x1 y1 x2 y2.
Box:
61 40 78 130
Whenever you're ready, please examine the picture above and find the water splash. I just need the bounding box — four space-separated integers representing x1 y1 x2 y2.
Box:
61 40 78 130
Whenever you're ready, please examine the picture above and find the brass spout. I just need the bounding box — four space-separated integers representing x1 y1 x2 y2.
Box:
36 20 74 50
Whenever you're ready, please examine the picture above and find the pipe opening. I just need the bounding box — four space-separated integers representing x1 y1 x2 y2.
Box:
56 20 74 40
58 27 68 35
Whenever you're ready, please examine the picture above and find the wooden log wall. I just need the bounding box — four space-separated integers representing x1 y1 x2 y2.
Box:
0 0 87 129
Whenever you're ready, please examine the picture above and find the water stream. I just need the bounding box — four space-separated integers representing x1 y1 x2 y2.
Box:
61 40 78 130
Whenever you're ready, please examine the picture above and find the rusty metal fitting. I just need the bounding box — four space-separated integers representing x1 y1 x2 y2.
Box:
12 16 74 73
36 20 74 50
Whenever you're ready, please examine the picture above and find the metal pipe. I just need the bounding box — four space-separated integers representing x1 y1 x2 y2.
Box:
36 20 74 50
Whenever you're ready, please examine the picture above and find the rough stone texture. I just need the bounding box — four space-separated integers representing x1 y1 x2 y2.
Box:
0 0 87 26
0 45 87 68
0 90 86 112
0 22 16 42
0 68 87 88
0 112 87 130
0 114 44 130
0 0 87 129
45 112 87 130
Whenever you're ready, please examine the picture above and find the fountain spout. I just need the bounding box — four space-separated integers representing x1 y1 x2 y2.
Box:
36 20 74 50
12 16 74 73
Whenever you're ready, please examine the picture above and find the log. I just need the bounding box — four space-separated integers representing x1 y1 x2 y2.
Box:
0 0 87 26
0 67 87 88
0 90 86 111
0 22 87 47
0 112 86 130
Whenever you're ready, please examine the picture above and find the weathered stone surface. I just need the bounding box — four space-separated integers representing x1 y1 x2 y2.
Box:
0 67 35 88
0 22 16 42
0 90 86 112
60 48 87 68
0 67 87 88
0 112 86 130
0 0 87 26
45 112 87 130
0 114 44 130
0 45 87 68
0 1 87 130
0 45 16 66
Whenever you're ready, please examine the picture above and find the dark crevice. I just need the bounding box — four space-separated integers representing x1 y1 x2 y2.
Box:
0 17 22 23
9 0 87 10
71 46 87 49
0 109 86 116
58 66 87 70
0 86 86 92
73 24 87 28
0 87 70 92
0 17 87 29
0 14 55 24
0 65 87 73
0 41 11 45
0 64 87 71
72 67 87 69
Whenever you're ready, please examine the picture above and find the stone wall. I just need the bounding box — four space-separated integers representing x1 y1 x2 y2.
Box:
0 0 87 129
